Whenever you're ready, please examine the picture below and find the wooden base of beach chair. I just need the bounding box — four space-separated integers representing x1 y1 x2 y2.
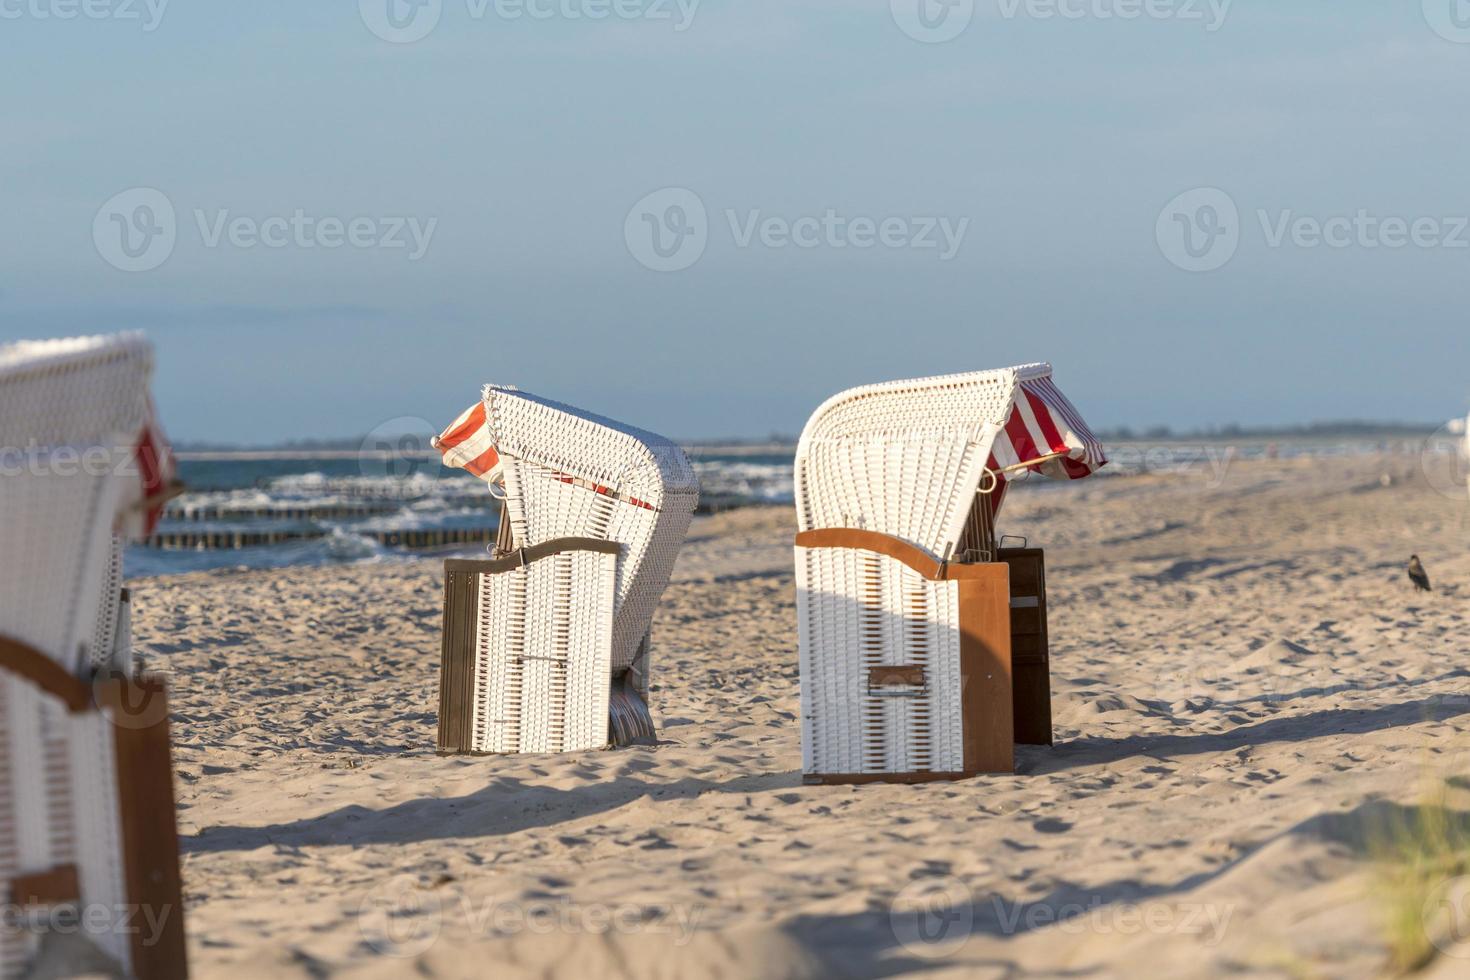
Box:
0 637 188 980
438 540 650 755
802 770 982 786
797 531 1056 783
1001 548 1051 746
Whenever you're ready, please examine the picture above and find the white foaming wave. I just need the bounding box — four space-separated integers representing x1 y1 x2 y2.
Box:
692 460 794 503
321 527 386 561
351 506 496 532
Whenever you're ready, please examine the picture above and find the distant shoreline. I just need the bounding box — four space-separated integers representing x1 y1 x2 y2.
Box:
174 443 801 461
173 432 1442 462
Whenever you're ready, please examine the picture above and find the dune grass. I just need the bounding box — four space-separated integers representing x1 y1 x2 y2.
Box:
1370 781 1470 974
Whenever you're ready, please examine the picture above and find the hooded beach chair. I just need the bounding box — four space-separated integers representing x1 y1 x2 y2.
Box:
794 364 1106 782
432 385 699 755
0 334 187 979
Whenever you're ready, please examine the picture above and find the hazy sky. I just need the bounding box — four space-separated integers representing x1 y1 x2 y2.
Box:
3 1 1468 443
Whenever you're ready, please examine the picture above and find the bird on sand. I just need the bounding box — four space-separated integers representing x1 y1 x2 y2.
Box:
1407 555 1432 593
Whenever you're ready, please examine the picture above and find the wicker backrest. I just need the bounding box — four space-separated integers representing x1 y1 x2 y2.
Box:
480 386 700 671
0 335 155 676
795 365 1051 561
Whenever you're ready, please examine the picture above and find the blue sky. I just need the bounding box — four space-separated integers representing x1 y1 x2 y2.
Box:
3 1 1468 443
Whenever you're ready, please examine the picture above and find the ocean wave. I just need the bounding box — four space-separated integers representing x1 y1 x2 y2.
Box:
136 440 1399 576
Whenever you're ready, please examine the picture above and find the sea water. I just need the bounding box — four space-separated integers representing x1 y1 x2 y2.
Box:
125 438 1426 578
125 451 797 578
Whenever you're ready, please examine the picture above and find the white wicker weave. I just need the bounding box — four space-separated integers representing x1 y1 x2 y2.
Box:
795 364 1101 780
796 546 967 775
89 536 131 675
486 386 700 675
469 549 619 754
0 677 131 976
0 333 179 979
0 334 154 676
795 364 1052 562
439 386 699 754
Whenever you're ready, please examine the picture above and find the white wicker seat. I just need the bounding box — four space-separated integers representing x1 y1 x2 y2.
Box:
0 335 163 678
434 386 699 754
795 364 1105 782
0 333 186 979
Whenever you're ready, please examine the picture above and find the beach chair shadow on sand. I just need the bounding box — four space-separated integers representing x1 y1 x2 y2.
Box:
795 365 1107 783
1035 693 1470 773
181 770 804 853
432 386 699 756
0 334 187 979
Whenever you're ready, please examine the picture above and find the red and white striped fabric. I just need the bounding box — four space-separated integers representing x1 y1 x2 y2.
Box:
433 401 503 484
982 375 1108 520
118 399 177 539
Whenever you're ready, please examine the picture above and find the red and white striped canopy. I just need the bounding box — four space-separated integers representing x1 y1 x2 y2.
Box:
432 401 502 484
438 369 1104 526
982 373 1107 519
115 397 176 540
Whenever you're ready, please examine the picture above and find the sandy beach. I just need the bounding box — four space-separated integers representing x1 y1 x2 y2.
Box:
132 452 1470 978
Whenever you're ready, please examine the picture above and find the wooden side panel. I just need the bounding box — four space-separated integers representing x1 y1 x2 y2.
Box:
1000 548 1051 746
8 864 80 906
803 770 975 786
107 677 188 980
437 568 480 753
957 566 1014 774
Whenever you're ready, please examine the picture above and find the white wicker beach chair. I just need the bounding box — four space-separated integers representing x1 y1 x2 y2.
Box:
0 334 186 979
434 386 699 755
0 336 167 677
794 364 1105 782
